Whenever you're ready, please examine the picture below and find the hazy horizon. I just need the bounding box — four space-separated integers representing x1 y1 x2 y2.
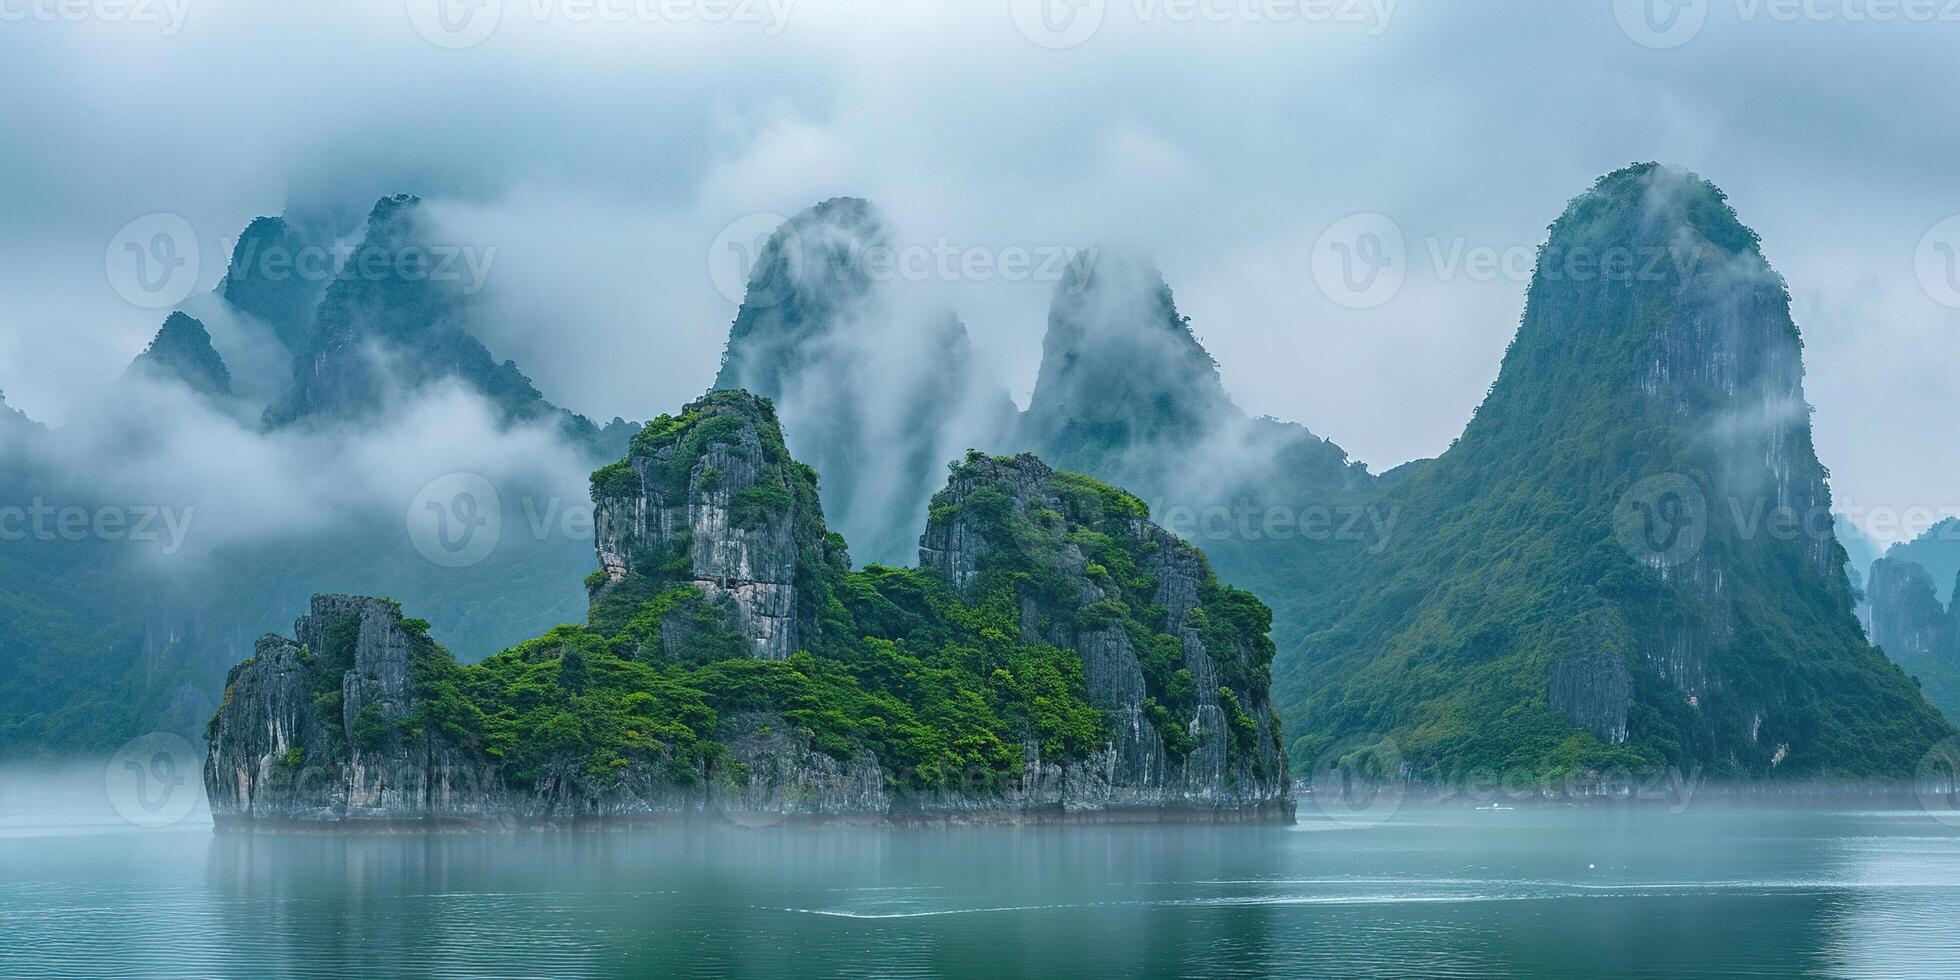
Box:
4 2 1958 545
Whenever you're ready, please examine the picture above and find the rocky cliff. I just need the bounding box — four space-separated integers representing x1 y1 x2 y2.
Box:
1868 557 1960 722
219 213 340 355
1272 164 1950 781
257 194 632 456
1019 251 1369 511
712 198 1018 565
203 390 1292 827
921 453 1290 809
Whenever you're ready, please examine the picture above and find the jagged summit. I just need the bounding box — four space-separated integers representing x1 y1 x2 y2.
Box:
218 213 340 354
0 388 40 437
1883 519 1960 607
1273 165 1947 782
256 194 630 455
713 196 883 396
708 198 1019 565
1020 250 1365 502
203 387 1291 826
1022 252 1240 459
1868 557 1960 722
124 311 233 398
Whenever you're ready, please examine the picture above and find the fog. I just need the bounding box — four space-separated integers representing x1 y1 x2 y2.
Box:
2 2 1958 547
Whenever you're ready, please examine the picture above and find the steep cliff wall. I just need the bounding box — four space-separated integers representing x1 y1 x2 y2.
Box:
205 391 1292 828
1272 164 1950 781
921 452 1289 812
1868 557 1960 722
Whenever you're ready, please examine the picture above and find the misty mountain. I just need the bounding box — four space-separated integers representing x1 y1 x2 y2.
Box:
1884 519 1960 607
122 312 234 399
1867 556 1960 722
219 212 344 356
204 391 1290 826
1272 164 1947 781
712 197 1018 565
263 195 546 427
0 197 645 759
1019 253 1368 507
0 388 40 437
258 194 634 456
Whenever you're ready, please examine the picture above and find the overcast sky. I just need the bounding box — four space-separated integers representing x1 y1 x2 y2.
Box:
2 0 1956 542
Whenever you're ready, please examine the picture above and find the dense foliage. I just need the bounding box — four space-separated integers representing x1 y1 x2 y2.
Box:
1269 164 1950 781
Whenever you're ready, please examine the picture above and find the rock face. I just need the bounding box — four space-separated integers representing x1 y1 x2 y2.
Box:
1273 164 1950 781
203 595 880 827
921 453 1291 812
204 390 1292 828
1020 251 1368 511
257 194 632 455
1868 557 1960 722
219 214 338 354
123 312 233 398
204 596 500 825
712 198 1018 565
1883 519 1960 607
592 394 829 660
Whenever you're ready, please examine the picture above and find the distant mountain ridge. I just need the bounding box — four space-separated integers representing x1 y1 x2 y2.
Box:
1868 556 1960 722
712 197 1018 565
1884 519 1960 607
712 172 1949 782
123 311 233 398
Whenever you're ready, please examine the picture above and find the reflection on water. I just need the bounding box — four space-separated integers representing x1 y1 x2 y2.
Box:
5 782 1960 978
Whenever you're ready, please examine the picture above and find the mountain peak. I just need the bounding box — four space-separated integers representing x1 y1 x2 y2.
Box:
219 214 338 354
708 196 1019 566
1275 165 1947 782
262 193 551 432
1546 163 1764 268
0 387 41 436
124 311 233 398
1024 251 1237 458
714 196 888 395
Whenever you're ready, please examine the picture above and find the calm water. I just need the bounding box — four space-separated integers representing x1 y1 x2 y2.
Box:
5 784 1960 978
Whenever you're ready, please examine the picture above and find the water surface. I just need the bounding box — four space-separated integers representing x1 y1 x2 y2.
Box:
5 789 1959 978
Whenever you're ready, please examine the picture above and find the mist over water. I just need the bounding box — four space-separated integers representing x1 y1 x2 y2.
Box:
7 766 1960 980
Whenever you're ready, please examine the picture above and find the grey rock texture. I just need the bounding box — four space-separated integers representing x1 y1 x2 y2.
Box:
593 396 816 660
921 453 1291 817
206 392 1291 829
